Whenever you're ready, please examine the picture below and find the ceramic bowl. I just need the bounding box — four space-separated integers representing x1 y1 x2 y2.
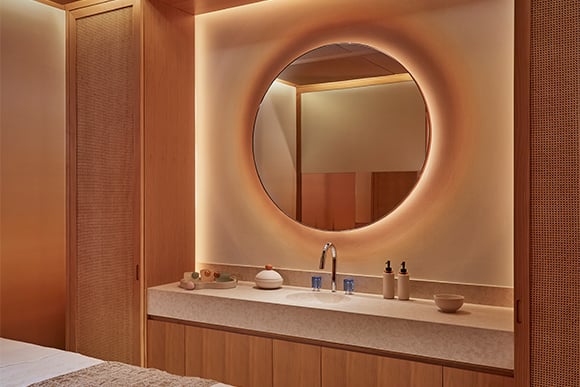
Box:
255 264 283 289
434 294 464 313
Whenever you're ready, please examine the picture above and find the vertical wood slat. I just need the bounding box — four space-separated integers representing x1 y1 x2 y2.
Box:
147 319 185 375
185 326 273 387
67 0 141 365
142 0 195 289
321 347 442 387
513 1 531 387
443 367 513 387
273 340 321 387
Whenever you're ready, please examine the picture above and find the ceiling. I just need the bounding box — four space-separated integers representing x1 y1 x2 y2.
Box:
47 0 267 14
277 43 408 86
45 4 405 85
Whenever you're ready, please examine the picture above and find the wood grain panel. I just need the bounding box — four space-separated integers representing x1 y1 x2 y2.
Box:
301 173 356 231
185 326 272 386
513 1 531 387
155 0 265 15
371 171 419 221
322 347 442 387
143 0 195 288
322 347 380 386
184 325 203 378
147 319 185 375
273 340 321 387
444 367 513 387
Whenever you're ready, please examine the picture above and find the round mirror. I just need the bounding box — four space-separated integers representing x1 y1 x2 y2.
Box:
253 43 429 231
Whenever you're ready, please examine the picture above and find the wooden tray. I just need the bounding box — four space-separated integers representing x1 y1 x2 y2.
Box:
179 278 237 290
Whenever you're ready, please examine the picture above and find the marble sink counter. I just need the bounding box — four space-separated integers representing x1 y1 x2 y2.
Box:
148 281 514 371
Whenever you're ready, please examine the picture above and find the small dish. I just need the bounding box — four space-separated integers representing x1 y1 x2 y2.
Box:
434 294 464 313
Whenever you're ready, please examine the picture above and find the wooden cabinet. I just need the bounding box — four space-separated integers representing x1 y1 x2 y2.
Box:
321 347 441 387
184 326 272 387
273 340 321 387
443 367 514 387
148 319 513 387
147 320 186 376
66 0 194 365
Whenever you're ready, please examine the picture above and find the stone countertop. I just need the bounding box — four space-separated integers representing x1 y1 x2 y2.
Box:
148 281 513 371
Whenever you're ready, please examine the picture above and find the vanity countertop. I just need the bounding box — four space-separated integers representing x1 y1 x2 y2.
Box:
148 281 513 371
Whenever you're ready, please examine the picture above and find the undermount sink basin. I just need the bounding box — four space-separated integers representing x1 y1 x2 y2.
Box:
285 291 351 304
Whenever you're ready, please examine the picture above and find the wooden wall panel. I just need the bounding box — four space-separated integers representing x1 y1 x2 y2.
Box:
156 0 265 15
143 0 195 288
513 1 530 386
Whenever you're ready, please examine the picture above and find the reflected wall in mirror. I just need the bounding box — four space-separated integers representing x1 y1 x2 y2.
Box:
253 43 429 231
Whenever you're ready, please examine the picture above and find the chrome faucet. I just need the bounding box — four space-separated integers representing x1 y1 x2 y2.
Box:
319 242 337 292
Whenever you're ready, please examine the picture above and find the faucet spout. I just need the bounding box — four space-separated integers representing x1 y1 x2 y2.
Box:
319 242 337 292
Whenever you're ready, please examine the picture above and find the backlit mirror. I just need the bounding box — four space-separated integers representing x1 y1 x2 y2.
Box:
253 43 429 231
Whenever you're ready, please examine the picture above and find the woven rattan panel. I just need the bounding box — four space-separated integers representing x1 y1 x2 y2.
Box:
530 1 580 386
75 6 138 364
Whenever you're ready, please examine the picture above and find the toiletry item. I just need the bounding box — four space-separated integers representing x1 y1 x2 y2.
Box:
255 264 283 289
200 269 213 282
382 260 395 299
311 276 322 291
343 278 354 295
215 272 232 282
183 271 200 280
397 261 410 300
178 279 196 290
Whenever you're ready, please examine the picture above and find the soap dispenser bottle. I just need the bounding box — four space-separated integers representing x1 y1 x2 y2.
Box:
397 261 410 300
382 260 395 299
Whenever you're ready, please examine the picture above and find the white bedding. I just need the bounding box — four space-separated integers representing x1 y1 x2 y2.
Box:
0 338 232 387
0 337 103 387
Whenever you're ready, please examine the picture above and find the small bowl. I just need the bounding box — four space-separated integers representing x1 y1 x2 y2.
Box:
434 294 464 313
255 264 283 289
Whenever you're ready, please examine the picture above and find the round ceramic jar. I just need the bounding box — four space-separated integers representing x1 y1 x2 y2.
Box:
255 264 283 289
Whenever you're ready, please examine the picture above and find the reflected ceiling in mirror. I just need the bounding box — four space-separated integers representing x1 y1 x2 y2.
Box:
253 43 429 231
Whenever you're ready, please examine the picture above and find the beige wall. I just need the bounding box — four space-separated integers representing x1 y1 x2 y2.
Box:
195 0 514 286
254 81 297 217
0 0 66 348
302 81 425 173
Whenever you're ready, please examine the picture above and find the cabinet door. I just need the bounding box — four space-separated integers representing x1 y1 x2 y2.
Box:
273 340 321 387
147 320 185 375
322 347 442 387
443 367 513 387
67 0 141 365
185 326 272 387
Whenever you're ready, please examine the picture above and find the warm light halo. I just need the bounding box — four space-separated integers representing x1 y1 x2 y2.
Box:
251 42 432 232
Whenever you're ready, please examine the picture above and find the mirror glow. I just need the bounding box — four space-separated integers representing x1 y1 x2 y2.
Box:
253 44 429 231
